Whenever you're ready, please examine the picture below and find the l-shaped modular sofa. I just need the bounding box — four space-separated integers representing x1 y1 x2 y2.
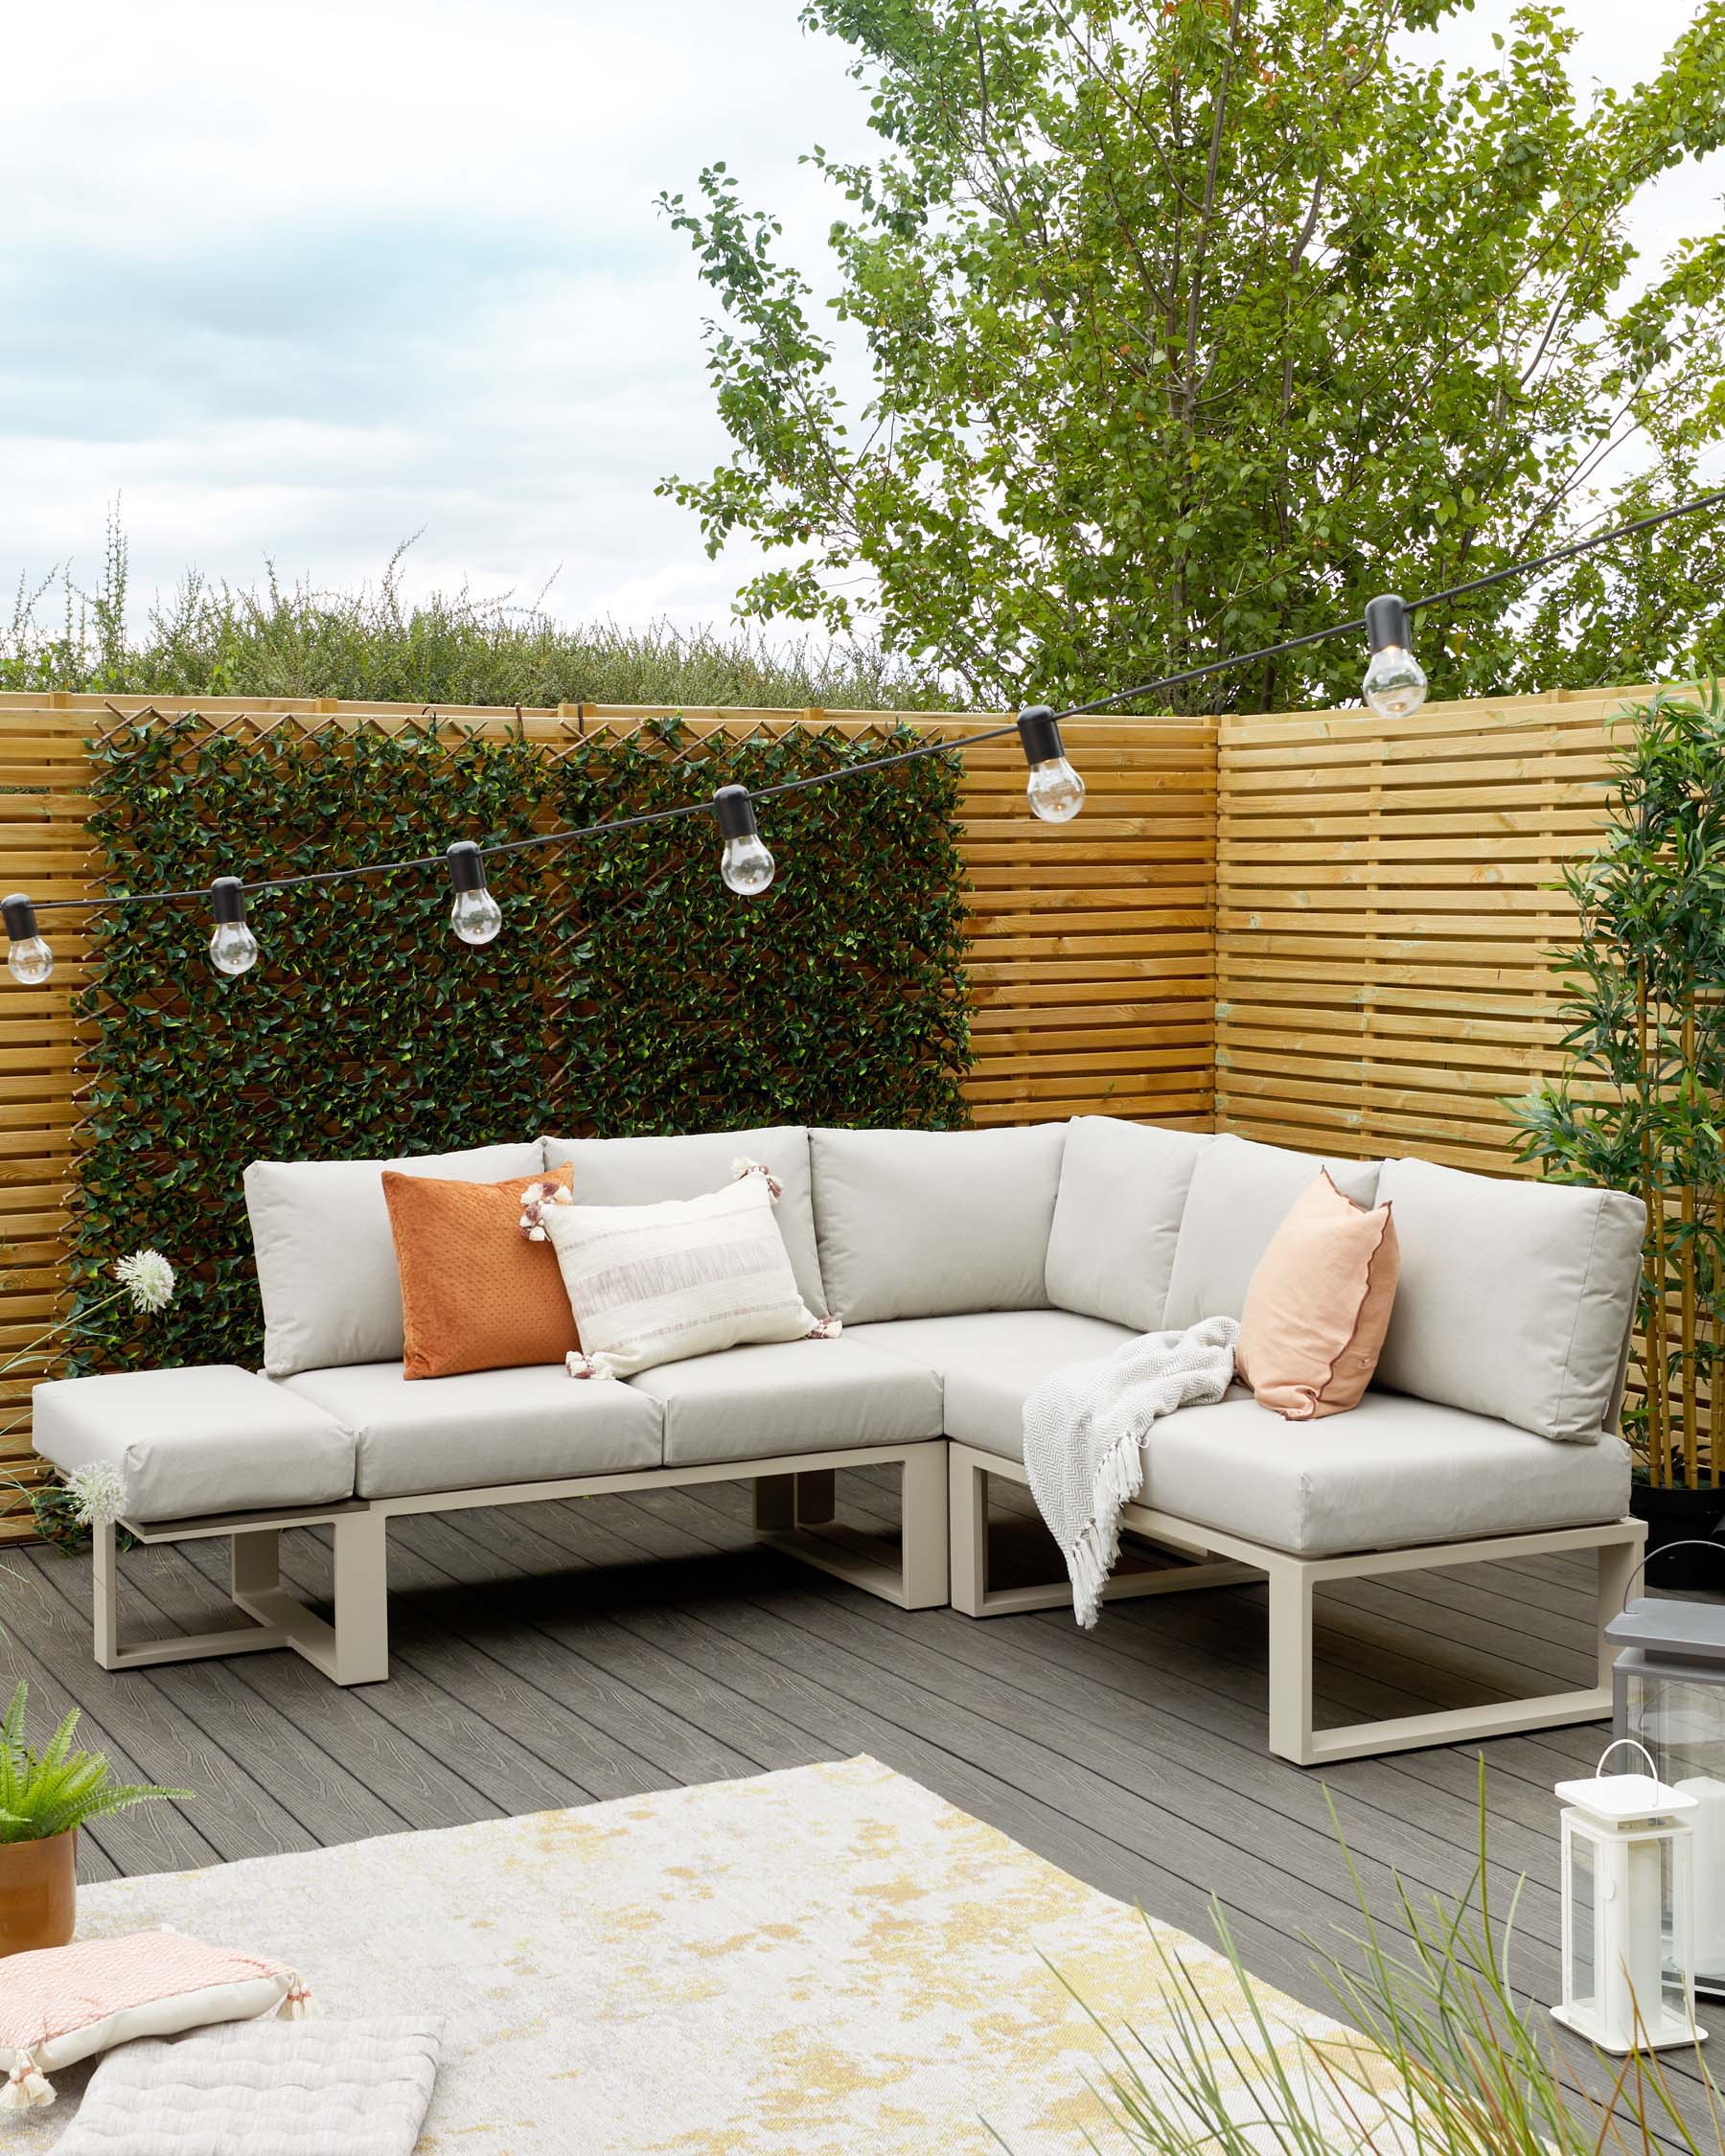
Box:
34 1118 1648 1765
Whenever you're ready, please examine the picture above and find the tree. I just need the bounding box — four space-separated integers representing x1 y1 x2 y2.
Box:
659 0 1725 712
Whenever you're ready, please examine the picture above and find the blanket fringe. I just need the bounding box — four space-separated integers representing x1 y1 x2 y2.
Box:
1065 1432 1143 1629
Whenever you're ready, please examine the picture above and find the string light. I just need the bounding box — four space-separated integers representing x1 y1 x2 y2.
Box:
1362 595 1429 720
208 878 259 976
2 895 52 985
713 785 775 896
0 485 1715 981
1016 706 1086 822
446 841 503 946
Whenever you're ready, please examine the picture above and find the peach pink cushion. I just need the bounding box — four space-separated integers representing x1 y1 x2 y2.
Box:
0 1932 302 2104
1235 1170 1399 1420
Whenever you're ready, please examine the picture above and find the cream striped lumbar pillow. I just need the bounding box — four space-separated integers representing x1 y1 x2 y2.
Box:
541 1161 837 1381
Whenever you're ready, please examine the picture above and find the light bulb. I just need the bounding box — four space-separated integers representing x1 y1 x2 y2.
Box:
446 840 503 946
712 784 775 898
7 935 52 985
210 921 259 976
1362 594 1428 720
207 877 259 977
451 887 504 945
2 894 52 985
1026 756 1086 822
721 835 776 897
1016 705 1085 823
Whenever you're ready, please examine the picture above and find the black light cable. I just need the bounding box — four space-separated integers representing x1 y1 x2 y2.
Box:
6 484 1720 982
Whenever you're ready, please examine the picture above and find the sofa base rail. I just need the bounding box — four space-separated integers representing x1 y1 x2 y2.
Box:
94 1440 951 1687
946 1443 1647 1767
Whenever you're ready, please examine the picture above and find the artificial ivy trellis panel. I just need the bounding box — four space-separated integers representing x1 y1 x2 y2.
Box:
69 711 971 1374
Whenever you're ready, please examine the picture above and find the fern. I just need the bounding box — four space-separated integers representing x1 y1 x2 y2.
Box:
0 1681 188 1843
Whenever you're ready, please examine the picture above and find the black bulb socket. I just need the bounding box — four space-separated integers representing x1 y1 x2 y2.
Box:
1365 594 1412 654
1017 706 1066 767
713 786 759 841
211 876 248 927
446 840 490 894
1 893 39 942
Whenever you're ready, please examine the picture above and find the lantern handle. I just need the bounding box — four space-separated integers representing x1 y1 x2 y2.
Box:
1593 1736 1662 1781
1619 1538 1725 1613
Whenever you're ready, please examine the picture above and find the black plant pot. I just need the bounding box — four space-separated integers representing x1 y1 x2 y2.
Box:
1629 1478 1725 1593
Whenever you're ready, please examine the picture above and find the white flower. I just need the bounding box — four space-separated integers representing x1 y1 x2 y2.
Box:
114 1250 174 1314
65 1462 126 1530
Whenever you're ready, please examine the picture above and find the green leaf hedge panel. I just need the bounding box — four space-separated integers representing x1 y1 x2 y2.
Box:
68 713 971 1374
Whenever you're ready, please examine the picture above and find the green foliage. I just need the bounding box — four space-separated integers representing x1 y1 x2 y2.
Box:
1033 1765 1716 2153
0 1680 188 1844
552 722 970 1133
69 714 970 1372
1512 683 1725 1489
0 517 942 711
661 0 1725 712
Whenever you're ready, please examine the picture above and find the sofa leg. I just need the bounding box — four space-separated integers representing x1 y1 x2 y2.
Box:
91 1519 292 1675
1598 1529 1643 1686
754 1445 949 1610
898 1443 950 1610
228 1510 391 1686
1266 1564 1317 1767
948 1450 989 1617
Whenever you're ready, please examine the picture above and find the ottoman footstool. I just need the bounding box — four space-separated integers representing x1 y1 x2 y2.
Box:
31 1365 387 1687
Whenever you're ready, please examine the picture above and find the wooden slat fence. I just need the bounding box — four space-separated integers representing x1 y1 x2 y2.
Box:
1213 686 1634 1173
0 692 1215 1534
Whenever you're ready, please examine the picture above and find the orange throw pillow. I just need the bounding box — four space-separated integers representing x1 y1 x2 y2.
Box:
1235 1169 1399 1421
382 1163 581 1381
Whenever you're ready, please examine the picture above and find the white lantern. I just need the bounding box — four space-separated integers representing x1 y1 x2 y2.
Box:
1552 1740 1705 2054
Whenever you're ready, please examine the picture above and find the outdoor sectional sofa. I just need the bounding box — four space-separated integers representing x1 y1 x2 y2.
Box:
33 1118 1648 1765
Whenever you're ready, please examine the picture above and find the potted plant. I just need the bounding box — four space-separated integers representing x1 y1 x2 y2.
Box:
0 1679 189 1956
1513 683 1725 1583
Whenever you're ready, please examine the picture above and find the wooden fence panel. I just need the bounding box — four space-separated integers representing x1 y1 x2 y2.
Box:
1213 688 1630 1174
0 693 1213 1535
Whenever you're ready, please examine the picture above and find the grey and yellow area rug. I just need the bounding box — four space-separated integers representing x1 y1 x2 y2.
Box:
14 1755 1369 2153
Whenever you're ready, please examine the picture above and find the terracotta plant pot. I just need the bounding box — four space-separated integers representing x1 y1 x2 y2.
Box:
0 1830 76 1957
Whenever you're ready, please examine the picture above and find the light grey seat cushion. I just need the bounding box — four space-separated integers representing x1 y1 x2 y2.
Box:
1374 1155 1646 1443
810 1124 1066 1324
1044 1117 1211 1329
282 1362 661 1500
542 1126 827 1319
848 1311 1138 1454
32 1365 356 1524
628 1339 943 1467
246 1142 546 1379
1131 1388 1631 1556
1162 1135 1380 1329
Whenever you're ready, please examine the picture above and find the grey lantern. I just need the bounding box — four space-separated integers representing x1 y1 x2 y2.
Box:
1607 1542 1725 2001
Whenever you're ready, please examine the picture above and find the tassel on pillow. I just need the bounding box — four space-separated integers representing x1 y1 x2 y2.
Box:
730 1157 784 1202
1 2057 54 2111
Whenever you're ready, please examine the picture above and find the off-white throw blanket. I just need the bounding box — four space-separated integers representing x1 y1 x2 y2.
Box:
1024 1315 1239 1627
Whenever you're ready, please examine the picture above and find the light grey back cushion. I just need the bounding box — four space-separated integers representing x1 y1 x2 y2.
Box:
245 1141 545 1379
811 1124 1067 1324
542 1126 827 1319
1374 1155 1646 1443
1162 1135 1380 1329
1045 1117 1212 1331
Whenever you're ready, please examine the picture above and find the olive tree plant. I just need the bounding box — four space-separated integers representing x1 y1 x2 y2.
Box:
1512 683 1725 1490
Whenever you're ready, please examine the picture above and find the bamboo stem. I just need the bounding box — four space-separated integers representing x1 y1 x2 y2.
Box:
1640 970 1668 1485
1684 1003 1698 1488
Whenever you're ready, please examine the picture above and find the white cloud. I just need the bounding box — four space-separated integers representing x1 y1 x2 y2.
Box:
0 0 1717 640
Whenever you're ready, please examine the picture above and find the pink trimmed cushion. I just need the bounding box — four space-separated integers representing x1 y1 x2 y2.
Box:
0 1932 305 2111
1235 1170 1400 1421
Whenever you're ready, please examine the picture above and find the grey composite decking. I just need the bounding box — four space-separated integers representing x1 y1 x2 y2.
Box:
0 1466 1714 2146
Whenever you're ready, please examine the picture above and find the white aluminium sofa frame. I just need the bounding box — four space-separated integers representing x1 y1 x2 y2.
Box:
947 1442 1646 1766
93 1445 951 1691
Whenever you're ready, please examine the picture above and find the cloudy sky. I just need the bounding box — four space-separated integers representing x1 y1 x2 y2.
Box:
1 0 1718 640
